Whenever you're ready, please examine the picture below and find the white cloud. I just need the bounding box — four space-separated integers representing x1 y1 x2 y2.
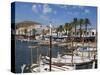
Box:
32 4 38 13
43 4 52 14
32 4 53 14
67 11 79 16
73 6 85 10
84 9 90 14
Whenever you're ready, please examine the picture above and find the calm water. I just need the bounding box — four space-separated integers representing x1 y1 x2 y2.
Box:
15 40 61 73
15 40 97 73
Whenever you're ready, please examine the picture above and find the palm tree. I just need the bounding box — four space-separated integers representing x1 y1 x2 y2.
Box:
84 18 90 42
32 29 37 39
42 29 45 35
64 23 73 36
78 19 84 42
24 29 27 36
58 25 64 32
56 25 64 37
84 18 90 32
64 23 69 35
72 18 78 41
42 29 49 40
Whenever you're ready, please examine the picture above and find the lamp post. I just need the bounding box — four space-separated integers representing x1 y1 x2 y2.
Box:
49 22 52 71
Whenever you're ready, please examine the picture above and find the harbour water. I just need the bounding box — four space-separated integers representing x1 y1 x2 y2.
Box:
15 40 61 73
15 40 97 73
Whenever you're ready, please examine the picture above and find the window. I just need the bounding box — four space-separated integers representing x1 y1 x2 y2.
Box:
87 32 89 35
92 32 94 35
77 32 79 35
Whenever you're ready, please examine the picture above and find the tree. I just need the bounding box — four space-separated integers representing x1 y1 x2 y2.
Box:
85 18 90 30
64 23 73 35
69 18 78 42
73 18 78 36
24 29 27 36
84 18 90 36
58 25 64 32
78 19 84 41
32 29 37 39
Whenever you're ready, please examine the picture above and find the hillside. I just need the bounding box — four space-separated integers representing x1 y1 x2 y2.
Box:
15 21 41 29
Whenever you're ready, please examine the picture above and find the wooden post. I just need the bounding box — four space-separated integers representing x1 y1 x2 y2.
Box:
82 29 84 60
49 35 52 71
92 54 96 69
72 49 74 66
31 48 33 65
71 37 74 66
37 46 39 64
49 22 52 71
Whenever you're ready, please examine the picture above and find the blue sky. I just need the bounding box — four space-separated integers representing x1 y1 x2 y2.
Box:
14 2 97 27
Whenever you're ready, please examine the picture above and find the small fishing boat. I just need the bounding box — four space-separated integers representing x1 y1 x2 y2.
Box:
21 56 74 73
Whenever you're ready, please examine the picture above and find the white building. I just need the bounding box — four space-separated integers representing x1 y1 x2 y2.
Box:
72 28 97 37
16 27 27 35
16 24 43 36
